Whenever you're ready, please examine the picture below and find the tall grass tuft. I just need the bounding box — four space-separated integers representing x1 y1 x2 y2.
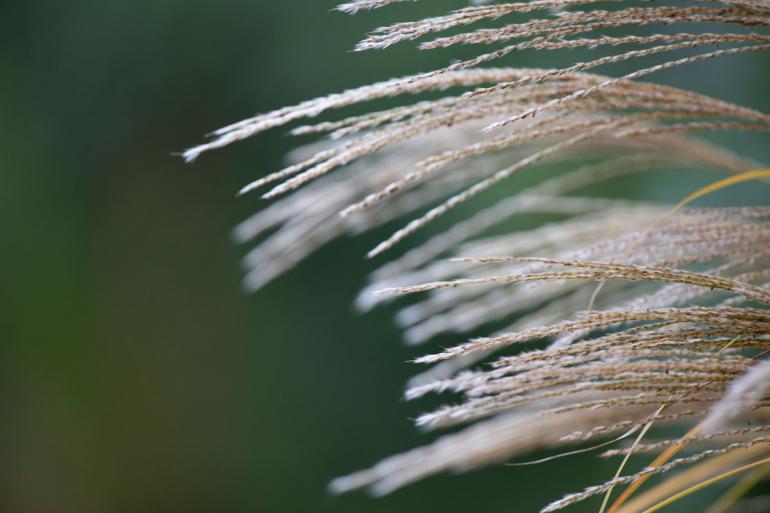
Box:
187 1 770 511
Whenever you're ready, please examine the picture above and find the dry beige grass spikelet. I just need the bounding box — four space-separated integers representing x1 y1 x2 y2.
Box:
186 1 770 511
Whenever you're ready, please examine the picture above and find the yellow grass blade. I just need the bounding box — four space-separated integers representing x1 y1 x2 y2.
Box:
600 405 666 513
669 168 770 214
641 455 770 513
616 445 770 513
705 464 770 513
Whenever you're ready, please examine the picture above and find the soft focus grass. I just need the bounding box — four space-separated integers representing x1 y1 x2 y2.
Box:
1 1 769 512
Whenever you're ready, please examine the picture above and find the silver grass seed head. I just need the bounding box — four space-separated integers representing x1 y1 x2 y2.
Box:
188 1 770 510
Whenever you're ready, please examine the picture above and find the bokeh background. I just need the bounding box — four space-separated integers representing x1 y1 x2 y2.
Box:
2 1 769 512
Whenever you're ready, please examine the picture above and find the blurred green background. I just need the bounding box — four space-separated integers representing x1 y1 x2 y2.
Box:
2 1 769 512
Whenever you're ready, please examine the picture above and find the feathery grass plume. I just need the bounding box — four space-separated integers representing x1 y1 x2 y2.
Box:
337 0 416 13
187 1 770 511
